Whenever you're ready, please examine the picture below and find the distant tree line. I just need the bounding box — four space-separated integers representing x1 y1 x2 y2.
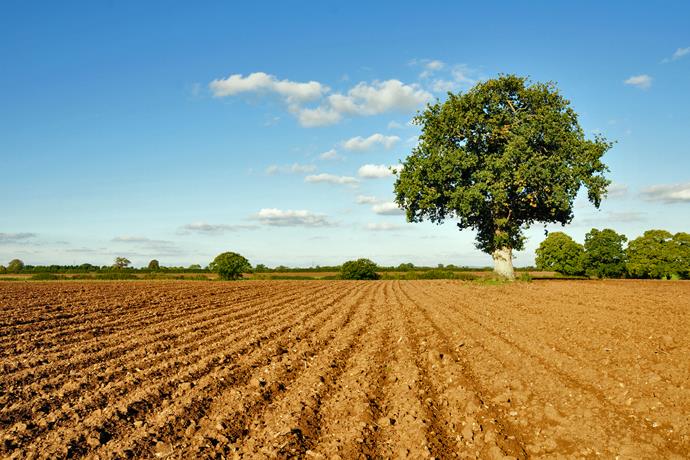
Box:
536 229 690 279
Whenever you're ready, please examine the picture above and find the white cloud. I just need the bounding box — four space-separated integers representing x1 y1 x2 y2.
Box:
431 79 457 92
209 72 327 103
663 47 690 63
0 232 36 243
624 74 652 89
606 183 628 199
358 164 396 179
343 133 400 151
210 73 431 128
387 120 404 129
293 105 342 127
640 183 690 203
365 222 407 231
265 163 316 175
254 208 334 227
372 202 405 216
319 149 341 160
305 173 359 185
328 80 432 116
356 195 380 204
179 222 258 234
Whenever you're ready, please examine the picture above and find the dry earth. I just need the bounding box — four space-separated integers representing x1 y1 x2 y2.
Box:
0 280 688 459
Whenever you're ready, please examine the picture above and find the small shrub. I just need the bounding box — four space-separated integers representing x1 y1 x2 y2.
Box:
416 269 457 280
340 259 380 280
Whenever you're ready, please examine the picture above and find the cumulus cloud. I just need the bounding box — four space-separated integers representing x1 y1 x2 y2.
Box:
293 105 342 127
358 164 396 179
624 74 652 89
319 149 341 160
179 222 258 234
210 72 431 128
209 72 327 103
365 222 407 231
640 182 690 203
663 46 690 63
372 202 405 215
343 133 400 151
328 80 431 117
304 173 359 186
254 208 334 227
356 195 380 204
0 232 36 243
265 163 316 175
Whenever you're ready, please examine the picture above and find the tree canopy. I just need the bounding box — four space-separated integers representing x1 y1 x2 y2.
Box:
394 75 611 279
113 257 131 269
209 252 252 280
535 231 585 276
7 259 25 273
148 259 160 270
584 228 627 278
340 258 380 280
626 230 674 279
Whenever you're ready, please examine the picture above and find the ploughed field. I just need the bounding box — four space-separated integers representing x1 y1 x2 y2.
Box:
1 281 688 459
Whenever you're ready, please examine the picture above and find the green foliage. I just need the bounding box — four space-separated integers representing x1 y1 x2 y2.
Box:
535 232 585 276
95 272 138 280
584 228 627 278
31 273 64 280
416 269 458 279
626 230 674 279
188 264 202 270
397 262 415 271
0 265 6 274
254 264 269 272
671 232 690 279
113 257 131 269
209 252 252 280
394 74 611 273
7 259 25 273
340 258 380 280
148 259 160 270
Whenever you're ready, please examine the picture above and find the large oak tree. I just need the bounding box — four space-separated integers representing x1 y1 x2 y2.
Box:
394 75 611 278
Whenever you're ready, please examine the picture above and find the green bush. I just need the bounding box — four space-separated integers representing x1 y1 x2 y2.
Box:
416 269 457 280
340 258 380 280
535 232 585 276
31 273 63 280
584 228 627 278
209 252 252 280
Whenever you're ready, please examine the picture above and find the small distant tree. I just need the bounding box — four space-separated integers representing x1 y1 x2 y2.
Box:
209 252 252 280
535 232 585 276
397 262 415 271
626 230 674 279
7 259 25 273
0 265 6 274
188 264 202 270
584 228 627 278
148 259 160 270
254 263 269 272
113 257 131 269
341 258 380 280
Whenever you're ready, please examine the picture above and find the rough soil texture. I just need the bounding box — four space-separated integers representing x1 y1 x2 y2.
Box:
0 280 688 459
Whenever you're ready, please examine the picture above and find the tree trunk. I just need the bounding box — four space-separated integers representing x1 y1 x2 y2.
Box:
492 246 515 280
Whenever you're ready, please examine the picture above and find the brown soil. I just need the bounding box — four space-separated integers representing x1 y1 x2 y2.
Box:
0 280 688 459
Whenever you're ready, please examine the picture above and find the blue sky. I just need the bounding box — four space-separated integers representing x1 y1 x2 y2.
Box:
1 1 689 268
